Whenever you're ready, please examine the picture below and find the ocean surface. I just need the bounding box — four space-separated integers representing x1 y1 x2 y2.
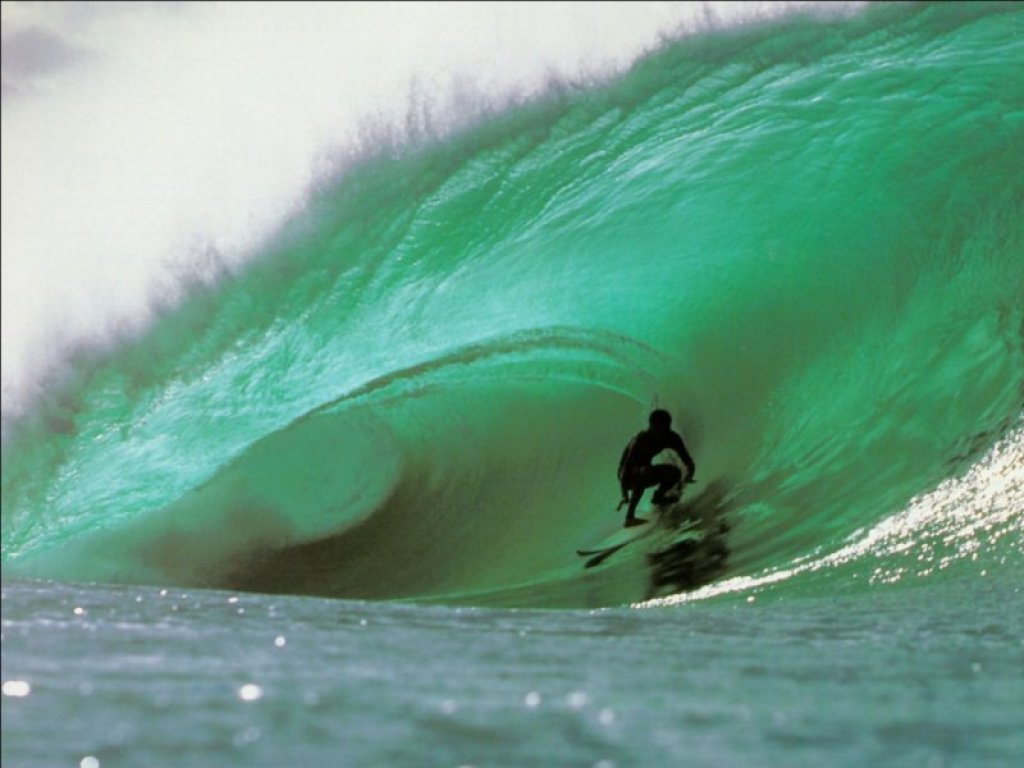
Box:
2 3 1023 766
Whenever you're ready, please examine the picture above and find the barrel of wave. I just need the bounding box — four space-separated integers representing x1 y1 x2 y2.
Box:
4 406 403 589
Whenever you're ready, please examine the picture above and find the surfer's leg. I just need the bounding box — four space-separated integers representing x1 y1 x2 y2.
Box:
623 467 664 526
624 487 647 526
650 464 682 504
623 469 653 526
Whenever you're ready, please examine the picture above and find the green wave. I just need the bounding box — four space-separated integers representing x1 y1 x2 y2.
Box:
3 2 1022 607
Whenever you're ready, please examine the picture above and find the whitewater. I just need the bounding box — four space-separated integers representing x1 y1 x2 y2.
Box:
2 3 1022 766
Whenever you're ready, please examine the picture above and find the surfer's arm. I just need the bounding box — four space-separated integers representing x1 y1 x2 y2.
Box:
617 438 637 498
671 432 696 481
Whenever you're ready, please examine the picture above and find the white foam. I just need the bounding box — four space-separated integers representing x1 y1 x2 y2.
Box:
639 422 1024 607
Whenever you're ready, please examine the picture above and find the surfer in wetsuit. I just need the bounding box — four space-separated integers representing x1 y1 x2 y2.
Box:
617 409 696 527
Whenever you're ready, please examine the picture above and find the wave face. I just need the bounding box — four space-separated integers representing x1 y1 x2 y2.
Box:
3 3 1022 608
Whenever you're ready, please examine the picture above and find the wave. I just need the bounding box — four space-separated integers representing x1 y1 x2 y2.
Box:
2 2 1022 608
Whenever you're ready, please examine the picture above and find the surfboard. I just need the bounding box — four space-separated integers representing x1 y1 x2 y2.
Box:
576 519 655 557
575 508 668 569
575 476 691 568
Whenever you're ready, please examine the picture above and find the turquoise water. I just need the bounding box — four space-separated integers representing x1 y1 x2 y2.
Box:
2 3 1023 765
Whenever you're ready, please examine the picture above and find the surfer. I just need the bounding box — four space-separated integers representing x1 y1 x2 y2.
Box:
617 409 696 527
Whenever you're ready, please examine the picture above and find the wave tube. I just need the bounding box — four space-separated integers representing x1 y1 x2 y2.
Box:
3 2 1022 608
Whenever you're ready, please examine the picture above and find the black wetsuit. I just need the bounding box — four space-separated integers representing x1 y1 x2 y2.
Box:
618 428 696 519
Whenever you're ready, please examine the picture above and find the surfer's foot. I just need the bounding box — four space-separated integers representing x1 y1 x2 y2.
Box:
624 517 648 528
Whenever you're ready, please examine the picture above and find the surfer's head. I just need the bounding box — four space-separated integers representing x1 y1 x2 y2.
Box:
649 409 672 431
